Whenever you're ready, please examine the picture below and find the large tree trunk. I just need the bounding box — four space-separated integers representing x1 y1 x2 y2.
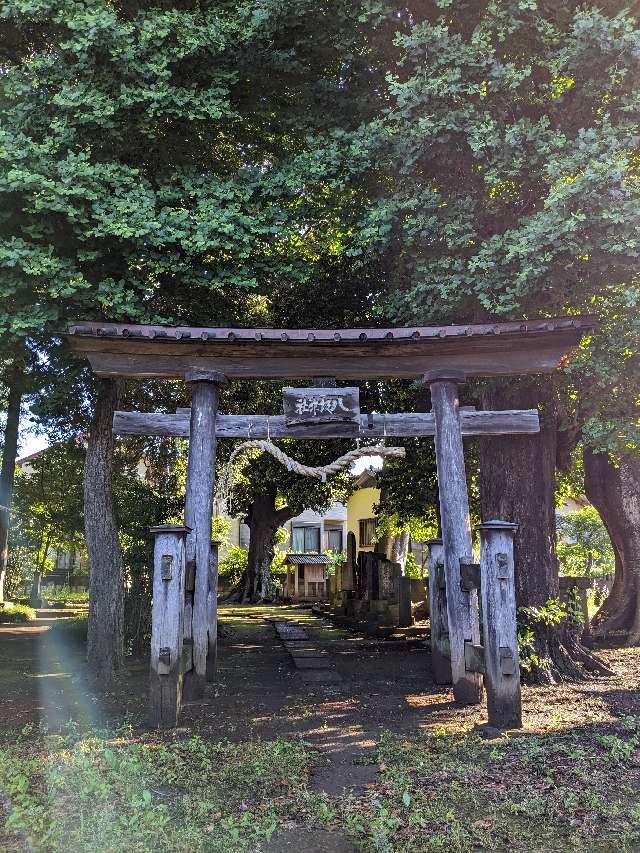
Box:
223 491 295 603
479 380 609 681
84 379 124 685
0 372 23 603
244 494 277 602
584 448 640 645
389 530 410 571
29 572 42 608
480 382 559 608
378 530 410 572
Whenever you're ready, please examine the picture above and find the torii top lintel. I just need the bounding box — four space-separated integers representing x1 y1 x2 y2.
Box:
67 317 593 381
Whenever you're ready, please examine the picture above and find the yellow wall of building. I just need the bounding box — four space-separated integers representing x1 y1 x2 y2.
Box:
346 487 380 552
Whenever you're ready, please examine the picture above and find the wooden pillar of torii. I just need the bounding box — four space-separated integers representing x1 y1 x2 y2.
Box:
183 369 226 698
425 369 482 703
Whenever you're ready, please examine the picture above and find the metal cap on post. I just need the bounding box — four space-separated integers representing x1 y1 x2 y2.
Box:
184 369 229 386
423 369 467 385
476 519 522 730
476 520 519 533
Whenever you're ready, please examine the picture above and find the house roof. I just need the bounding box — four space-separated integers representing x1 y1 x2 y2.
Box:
284 553 330 565
352 468 378 490
16 448 48 466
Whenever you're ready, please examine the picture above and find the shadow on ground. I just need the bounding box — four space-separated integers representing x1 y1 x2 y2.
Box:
1 603 639 852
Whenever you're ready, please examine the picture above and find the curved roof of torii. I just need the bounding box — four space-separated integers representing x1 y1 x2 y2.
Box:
67 317 593 381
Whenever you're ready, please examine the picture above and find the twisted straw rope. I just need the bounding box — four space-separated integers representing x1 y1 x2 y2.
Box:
214 440 405 516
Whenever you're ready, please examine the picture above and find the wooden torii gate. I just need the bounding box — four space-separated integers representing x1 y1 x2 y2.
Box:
68 317 591 724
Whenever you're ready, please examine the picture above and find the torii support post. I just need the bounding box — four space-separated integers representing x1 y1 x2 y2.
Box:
477 520 522 729
149 524 190 728
208 539 221 680
426 539 452 685
424 370 483 704
183 369 226 699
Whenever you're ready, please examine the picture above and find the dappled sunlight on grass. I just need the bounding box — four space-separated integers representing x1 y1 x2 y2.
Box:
0 726 317 853
2 602 640 850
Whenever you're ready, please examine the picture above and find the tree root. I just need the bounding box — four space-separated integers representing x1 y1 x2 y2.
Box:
526 624 615 684
591 610 640 648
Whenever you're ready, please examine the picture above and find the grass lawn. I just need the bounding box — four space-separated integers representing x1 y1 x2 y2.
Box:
2 719 639 852
1 604 639 852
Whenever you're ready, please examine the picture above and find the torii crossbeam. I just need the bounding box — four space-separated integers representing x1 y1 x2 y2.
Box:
67 317 592 723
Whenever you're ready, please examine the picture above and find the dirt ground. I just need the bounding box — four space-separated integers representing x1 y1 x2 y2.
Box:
2 604 639 779
1 604 640 851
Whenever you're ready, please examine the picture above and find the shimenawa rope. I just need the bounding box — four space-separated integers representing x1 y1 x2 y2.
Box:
214 440 405 517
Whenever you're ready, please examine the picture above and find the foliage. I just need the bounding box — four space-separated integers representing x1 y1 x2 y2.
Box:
2 716 640 853
274 526 289 547
557 506 616 577
211 515 232 544
10 441 86 587
324 550 347 578
369 4 640 320
0 0 391 349
403 552 422 580
0 601 35 623
0 726 314 853
344 722 640 852
517 598 568 673
218 546 249 587
40 586 89 606
270 549 288 577
363 3 640 451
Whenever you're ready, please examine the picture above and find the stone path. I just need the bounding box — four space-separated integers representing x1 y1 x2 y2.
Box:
272 620 342 684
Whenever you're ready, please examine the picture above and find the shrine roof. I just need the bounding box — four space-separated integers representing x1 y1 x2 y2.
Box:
67 317 594 380
284 553 330 565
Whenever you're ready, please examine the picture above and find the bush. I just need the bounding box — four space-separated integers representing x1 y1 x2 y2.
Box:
404 552 423 579
218 546 248 587
517 598 567 674
0 602 36 623
42 586 89 606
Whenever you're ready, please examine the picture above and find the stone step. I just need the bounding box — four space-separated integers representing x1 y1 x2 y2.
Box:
274 622 309 641
283 645 327 657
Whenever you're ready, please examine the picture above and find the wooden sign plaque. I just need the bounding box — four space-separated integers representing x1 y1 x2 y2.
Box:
283 386 360 427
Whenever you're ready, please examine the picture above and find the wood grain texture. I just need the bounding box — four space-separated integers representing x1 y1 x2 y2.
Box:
477 522 522 729
206 540 219 681
113 409 540 439
182 380 220 700
430 379 483 705
282 386 359 426
427 540 452 685
79 344 578 380
149 527 188 729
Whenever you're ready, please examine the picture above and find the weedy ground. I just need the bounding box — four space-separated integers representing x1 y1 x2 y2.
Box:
0 604 639 852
